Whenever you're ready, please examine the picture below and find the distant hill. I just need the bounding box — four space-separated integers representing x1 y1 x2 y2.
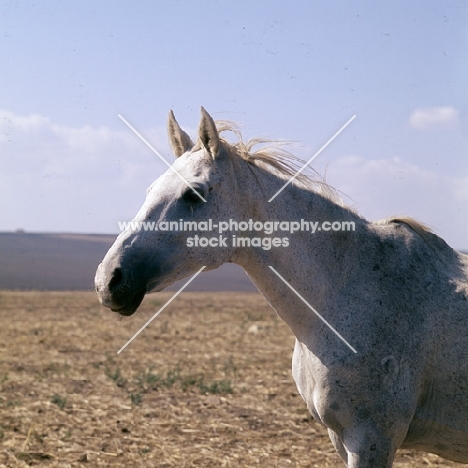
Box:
0 232 257 292
2 232 465 293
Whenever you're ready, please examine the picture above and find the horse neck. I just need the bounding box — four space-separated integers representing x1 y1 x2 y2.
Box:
230 161 366 341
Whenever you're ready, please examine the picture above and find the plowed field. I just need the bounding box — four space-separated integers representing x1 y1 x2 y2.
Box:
0 291 458 467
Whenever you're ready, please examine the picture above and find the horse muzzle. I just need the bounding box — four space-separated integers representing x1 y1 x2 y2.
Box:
95 263 146 316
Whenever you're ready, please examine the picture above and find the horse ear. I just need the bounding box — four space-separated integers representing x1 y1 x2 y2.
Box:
167 110 194 157
198 107 219 159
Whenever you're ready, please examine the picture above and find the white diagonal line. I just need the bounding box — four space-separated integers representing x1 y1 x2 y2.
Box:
117 266 206 354
268 266 357 353
118 114 207 203
268 115 356 202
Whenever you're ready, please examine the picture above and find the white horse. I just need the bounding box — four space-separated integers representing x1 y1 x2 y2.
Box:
95 108 468 467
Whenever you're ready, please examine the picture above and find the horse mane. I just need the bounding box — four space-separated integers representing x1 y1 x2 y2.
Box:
212 122 460 260
215 120 344 206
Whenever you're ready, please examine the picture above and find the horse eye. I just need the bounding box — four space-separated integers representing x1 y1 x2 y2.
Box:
182 187 205 205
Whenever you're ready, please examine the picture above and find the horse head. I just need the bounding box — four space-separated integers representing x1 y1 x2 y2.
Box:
95 108 242 316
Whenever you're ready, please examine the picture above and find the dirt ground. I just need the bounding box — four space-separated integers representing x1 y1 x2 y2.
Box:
0 291 461 467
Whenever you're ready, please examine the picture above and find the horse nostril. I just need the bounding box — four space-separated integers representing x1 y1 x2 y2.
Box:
109 268 124 292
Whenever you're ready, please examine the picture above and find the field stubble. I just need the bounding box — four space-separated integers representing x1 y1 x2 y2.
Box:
0 291 458 467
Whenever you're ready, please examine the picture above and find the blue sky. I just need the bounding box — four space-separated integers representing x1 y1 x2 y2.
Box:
1 1 467 249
